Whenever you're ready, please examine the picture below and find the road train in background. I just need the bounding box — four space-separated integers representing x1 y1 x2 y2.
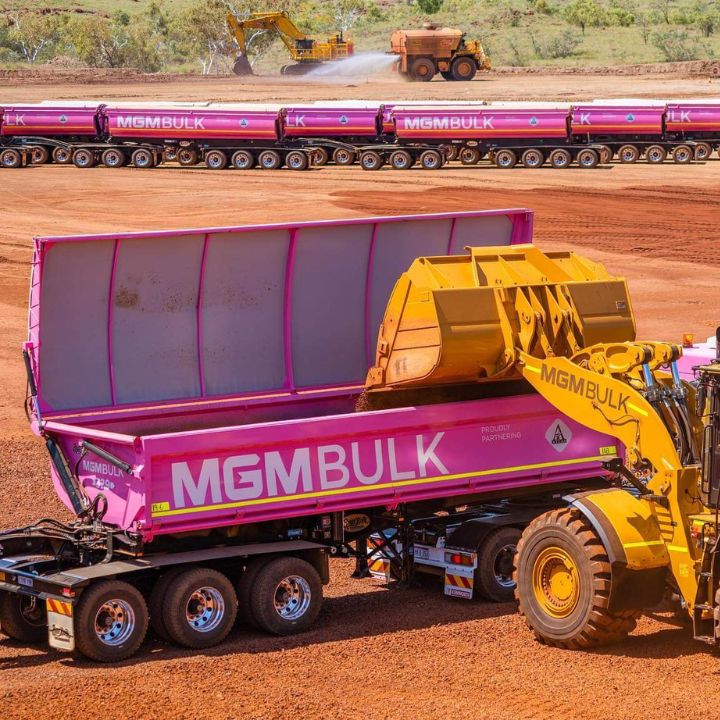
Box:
2 98 720 170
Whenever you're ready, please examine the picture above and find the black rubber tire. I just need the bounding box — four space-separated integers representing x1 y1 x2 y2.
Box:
694 141 712 160
410 57 436 82
514 507 639 649
313 147 329 166
521 148 544 168
31 146 50 164
161 567 238 650
443 145 459 161
131 148 155 169
232 150 255 170
451 56 477 81
646 145 666 164
74 580 148 662
0 592 46 643
72 148 96 169
148 566 187 642
258 150 282 170
576 148 599 169
205 150 228 170
177 149 198 166
618 144 639 163
459 146 481 165
360 150 384 171
333 147 355 166
549 149 572 169
249 557 323 636
102 148 126 168
673 144 693 164
237 556 275 628
494 149 517 169
0 148 22 169
390 149 414 170
52 146 72 164
440 70 454 81
286 150 309 171
475 527 522 602
419 149 443 170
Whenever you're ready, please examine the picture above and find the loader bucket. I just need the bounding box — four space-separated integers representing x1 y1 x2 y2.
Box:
366 244 636 391
232 55 253 76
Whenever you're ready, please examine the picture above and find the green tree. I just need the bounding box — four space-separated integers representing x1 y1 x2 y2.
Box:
417 0 444 14
4 11 61 63
652 28 700 60
562 0 607 34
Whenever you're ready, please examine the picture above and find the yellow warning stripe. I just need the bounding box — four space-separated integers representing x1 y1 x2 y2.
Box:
152 454 610 518
47 598 73 616
446 573 473 589
623 540 665 548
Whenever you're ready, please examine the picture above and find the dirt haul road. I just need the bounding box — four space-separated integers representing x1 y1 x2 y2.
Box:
1 72 720 720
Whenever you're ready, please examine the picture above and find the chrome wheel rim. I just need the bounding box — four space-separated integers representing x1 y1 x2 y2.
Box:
288 154 303 169
106 152 122 167
524 151 541 167
185 586 225 633
362 155 379 169
261 154 278 169
234 153 251 168
274 575 311 620
95 599 135 646
497 153 513 168
579 152 595 167
494 543 518 589
207 153 223 168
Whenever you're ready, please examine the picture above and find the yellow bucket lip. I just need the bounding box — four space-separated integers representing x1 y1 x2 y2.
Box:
532 546 580 619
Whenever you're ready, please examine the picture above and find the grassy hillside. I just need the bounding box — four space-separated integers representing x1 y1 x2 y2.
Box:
2 0 720 72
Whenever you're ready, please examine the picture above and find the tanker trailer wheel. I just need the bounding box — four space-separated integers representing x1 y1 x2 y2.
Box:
646 145 666 164
475 527 522 603
514 507 638 649
249 557 322 636
618 144 639 163
521 148 544 169
72 148 96 169
390 149 414 170
161 568 238 650
576 148 599 169
549 148 572 169
0 591 46 643
451 56 477 81
177 149 198 166
258 150 282 170
148 566 187 641
360 150 384 171
333 147 355 166
596 145 612 164
460 146 482 165
313 147 329 166
205 149 228 170
694 141 712 160
52 146 72 164
0 148 22 169
494 149 517 169
285 150 309 171
410 57 436 82
673 144 693 164
102 148 126 168
443 145 459 161
420 149 444 170
74 580 148 662
237 556 274 628
131 148 155 169
31 145 50 164
231 150 255 170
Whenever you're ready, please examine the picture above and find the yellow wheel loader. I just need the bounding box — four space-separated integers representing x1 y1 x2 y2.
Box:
365 242 720 648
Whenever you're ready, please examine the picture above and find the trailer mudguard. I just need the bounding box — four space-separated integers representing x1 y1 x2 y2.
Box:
564 488 670 570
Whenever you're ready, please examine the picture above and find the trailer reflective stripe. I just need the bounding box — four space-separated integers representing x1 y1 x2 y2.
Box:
445 573 473 589
151 454 610 518
47 599 73 616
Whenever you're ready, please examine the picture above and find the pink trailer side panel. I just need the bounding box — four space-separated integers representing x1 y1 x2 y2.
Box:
0 104 101 137
282 108 381 138
393 108 569 140
103 107 280 141
665 103 720 133
570 105 665 136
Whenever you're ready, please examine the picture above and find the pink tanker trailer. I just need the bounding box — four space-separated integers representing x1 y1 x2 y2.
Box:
0 208 631 662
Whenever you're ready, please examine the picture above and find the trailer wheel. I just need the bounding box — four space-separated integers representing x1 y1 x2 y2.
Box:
390 149 414 170
131 148 155 169
177 149 198 166
475 527 522 602
673 144 693 164
549 148 572 169
576 148 599 169
360 150 384 171
237 556 274 628
102 148 126 168
694 142 712 161
232 150 255 170
0 148 22 169
494 149 517 169
521 148 544 168
459 146 482 165
0 592 46 643
205 149 228 170
313 147 329 166
443 145 459 161
514 507 638 649
410 57 436 82
420 149 443 170
645 145 666 164
451 56 477 81
333 147 355 166
596 145 612 164
618 144 639 164
162 568 238 650
258 150 282 170
52 146 72 164
148 566 187 641
286 150 309 171
75 580 148 662
249 557 322 636
31 146 50 164
72 148 96 169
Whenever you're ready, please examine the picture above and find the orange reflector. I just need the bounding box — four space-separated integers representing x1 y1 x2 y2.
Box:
683 333 695 348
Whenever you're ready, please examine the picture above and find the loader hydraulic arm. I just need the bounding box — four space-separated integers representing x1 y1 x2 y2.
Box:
227 11 309 57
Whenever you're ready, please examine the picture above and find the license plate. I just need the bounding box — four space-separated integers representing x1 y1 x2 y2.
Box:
17 576 33 588
414 547 430 560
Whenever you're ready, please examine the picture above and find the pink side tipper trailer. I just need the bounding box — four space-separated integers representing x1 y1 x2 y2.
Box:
5 209 619 661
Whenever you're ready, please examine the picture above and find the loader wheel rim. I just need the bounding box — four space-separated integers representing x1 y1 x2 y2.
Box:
532 546 579 618
274 575 311 620
94 599 136 646
185 586 225 633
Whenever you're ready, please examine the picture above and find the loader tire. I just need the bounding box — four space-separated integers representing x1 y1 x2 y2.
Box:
514 507 639 649
0 592 46 643
450 56 477 81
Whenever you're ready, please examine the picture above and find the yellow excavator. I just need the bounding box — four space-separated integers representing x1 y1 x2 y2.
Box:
226 11 353 76
366 243 720 648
